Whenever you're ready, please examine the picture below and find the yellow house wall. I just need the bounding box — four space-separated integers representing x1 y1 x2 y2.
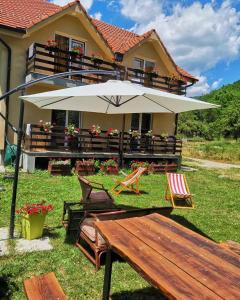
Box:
123 41 169 76
1 13 109 144
0 44 8 150
1 14 176 144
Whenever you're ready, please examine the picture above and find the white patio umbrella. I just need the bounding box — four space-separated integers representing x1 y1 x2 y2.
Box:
21 80 219 113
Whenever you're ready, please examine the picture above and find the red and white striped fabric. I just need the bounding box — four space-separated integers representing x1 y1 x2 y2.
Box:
167 173 189 196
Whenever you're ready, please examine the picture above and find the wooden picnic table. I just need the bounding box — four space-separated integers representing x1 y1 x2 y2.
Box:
95 213 240 300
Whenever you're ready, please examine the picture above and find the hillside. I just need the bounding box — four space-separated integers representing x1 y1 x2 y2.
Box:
178 80 240 139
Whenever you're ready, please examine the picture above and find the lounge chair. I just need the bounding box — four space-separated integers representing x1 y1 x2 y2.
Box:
76 207 173 271
62 176 118 231
111 167 146 195
165 172 194 208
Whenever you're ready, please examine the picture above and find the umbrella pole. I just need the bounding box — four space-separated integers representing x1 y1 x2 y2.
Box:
120 114 126 167
9 98 25 238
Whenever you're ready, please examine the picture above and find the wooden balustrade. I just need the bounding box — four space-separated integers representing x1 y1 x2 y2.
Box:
26 43 187 95
23 124 182 156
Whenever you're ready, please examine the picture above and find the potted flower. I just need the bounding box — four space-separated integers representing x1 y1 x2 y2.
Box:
65 124 80 150
48 159 72 176
101 158 119 175
75 159 95 176
39 120 52 134
130 160 150 174
16 202 53 240
89 124 101 137
45 40 58 54
69 47 84 59
106 128 119 137
129 129 141 151
148 70 158 80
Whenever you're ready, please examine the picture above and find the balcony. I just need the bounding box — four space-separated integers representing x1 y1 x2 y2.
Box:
26 43 188 95
23 125 182 161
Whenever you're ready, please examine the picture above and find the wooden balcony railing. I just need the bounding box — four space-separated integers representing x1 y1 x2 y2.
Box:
23 125 182 156
26 43 187 95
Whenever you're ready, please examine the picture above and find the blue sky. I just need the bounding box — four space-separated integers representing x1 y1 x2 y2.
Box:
53 0 240 96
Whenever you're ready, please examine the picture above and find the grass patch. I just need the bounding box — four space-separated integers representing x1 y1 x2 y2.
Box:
182 139 240 163
0 168 239 299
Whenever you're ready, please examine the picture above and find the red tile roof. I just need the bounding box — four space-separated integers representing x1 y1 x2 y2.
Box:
0 0 76 30
92 19 197 82
91 18 153 54
176 66 197 82
0 0 197 82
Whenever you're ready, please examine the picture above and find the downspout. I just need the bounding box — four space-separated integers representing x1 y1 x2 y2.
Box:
0 38 11 156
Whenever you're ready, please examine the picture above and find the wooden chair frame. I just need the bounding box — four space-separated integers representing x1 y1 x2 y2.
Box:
165 173 194 209
76 207 173 271
62 177 118 232
111 167 146 195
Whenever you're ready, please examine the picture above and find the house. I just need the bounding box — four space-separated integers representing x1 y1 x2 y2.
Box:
0 0 198 169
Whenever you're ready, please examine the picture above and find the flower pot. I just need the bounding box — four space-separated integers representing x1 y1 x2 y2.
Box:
48 163 72 176
75 161 95 176
101 166 119 175
150 163 177 173
21 213 46 240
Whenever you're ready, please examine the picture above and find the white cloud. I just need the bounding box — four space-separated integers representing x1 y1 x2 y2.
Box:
187 76 223 97
52 0 93 10
120 0 240 95
91 11 102 20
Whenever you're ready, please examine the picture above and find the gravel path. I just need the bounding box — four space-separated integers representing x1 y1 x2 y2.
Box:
184 157 240 169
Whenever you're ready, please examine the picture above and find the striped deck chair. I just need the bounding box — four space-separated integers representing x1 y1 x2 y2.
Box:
165 173 194 209
111 167 147 195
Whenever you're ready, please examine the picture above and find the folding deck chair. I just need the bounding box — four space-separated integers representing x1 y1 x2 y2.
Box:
165 172 194 209
111 167 146 195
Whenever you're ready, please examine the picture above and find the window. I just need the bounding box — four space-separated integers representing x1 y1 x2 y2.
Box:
131 113 152 133
133 58 156 83
52 110 81 127
133 58 144 83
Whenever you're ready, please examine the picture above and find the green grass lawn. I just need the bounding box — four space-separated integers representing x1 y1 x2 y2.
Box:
182 139 240 163
0 167 240 299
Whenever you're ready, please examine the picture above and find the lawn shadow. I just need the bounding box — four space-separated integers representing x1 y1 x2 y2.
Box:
169 214 214 240
0 273 19 300
117 190 148 195
111 287 166 300
43 227 61 239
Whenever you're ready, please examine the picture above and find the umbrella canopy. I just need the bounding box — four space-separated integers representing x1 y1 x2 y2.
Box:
21 80 219 114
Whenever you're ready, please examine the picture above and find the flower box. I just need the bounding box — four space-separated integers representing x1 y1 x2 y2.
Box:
150 163 178 173
101 166 119 175
130 161 150 174
101 159 119 175
75 160 95 176
48 160 72 176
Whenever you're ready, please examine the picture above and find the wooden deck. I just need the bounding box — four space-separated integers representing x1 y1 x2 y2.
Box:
23 125 182 159
26 43 189 95
96 213 240 300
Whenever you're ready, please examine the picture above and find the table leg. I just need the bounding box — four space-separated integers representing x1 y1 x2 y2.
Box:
103 249 113 300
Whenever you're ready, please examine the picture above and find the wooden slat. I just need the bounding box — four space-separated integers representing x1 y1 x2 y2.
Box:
96 221 223 300
115 215 240 299
24 272 67 300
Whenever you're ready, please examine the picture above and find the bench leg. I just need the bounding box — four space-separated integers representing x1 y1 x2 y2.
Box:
103 249 113 300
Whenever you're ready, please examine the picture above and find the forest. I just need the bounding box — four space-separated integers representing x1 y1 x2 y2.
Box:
178 80 240 140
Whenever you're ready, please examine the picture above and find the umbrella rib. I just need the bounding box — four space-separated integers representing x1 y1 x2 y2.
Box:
143 95 175 113
98 96 115 105
119 95 139 106
40 96 73 108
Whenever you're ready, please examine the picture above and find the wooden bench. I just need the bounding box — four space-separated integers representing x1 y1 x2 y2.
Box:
24 272 67 300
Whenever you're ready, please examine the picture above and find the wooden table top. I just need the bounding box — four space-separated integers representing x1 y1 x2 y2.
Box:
96 213 240 300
